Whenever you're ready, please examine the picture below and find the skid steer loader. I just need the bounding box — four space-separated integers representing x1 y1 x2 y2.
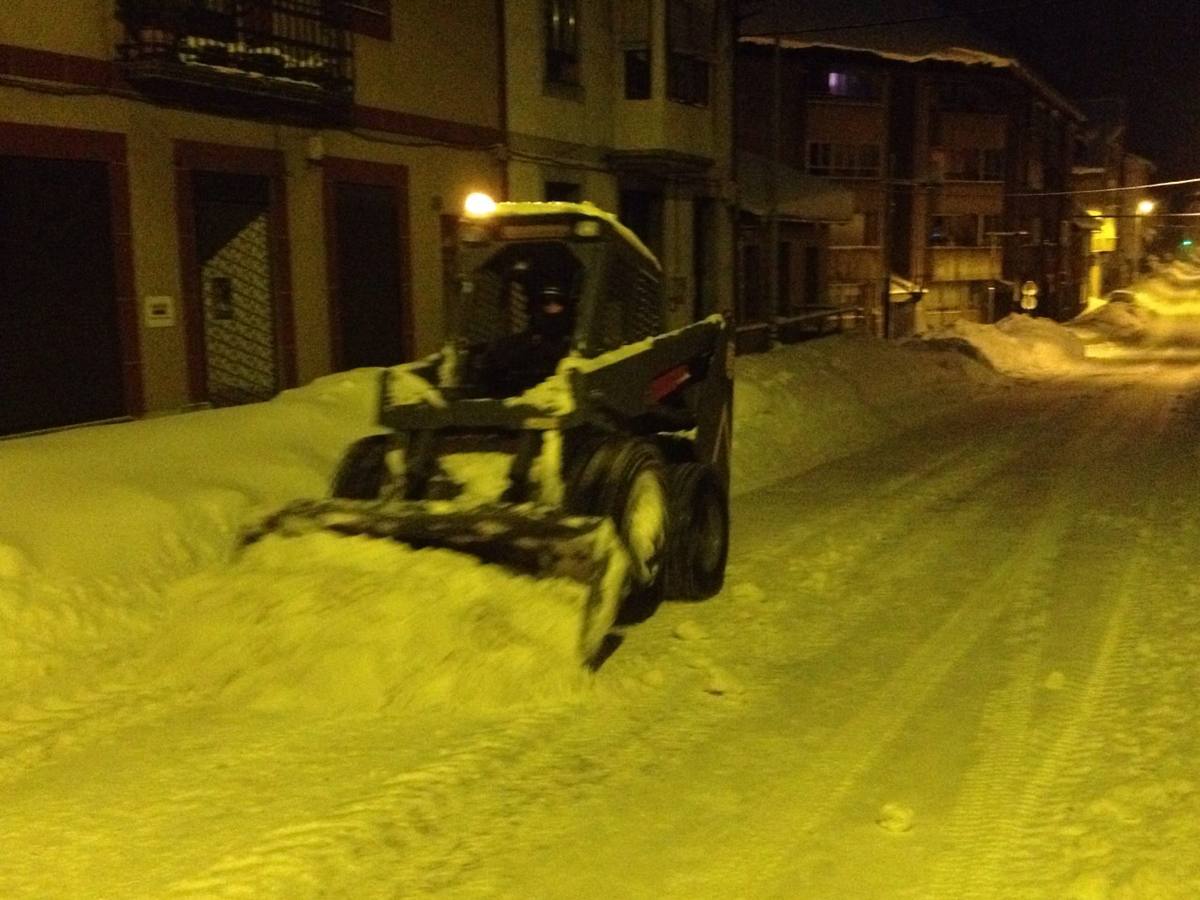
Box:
245 198 732 663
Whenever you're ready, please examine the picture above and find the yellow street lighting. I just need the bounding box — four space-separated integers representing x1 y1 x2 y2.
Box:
1136 199 1156 215
463 191 497 217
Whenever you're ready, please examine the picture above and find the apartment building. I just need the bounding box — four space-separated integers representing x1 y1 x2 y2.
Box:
502 0 736 332
737 7 1087 336
1072 98 1157 300
0 0 504 437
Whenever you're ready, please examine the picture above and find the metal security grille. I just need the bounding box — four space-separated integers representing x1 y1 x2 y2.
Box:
201 212 277 406
601 251 662 349
117 0 353 99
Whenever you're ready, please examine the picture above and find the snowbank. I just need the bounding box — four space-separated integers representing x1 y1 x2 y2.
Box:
1070 260 1200 351
731 334 1000 495
143 533 591 715
914 313 1087 376
0 328 1013 709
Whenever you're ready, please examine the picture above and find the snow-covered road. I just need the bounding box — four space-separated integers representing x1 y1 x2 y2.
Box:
4 292 1200 898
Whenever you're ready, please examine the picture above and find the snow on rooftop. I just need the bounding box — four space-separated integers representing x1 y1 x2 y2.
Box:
739 34 1016 70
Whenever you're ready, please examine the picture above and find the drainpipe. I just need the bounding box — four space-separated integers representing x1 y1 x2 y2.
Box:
495 0 509 198
766 0 782 331
880 75 892 339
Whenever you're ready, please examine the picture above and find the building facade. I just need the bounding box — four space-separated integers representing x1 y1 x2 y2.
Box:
0 1 505 436
736 30 1087 336
502 0 736 333
1072 99 1157 301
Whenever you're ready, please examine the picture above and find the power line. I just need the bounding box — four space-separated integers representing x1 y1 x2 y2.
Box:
1008 177 1200 198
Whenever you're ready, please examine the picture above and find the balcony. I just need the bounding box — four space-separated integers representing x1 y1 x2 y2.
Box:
116 0 353 121
929 247 1001 282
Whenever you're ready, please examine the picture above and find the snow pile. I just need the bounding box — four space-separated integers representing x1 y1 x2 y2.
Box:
0 368 379 580
1072 300 1155 343
731 333 1001 495
1134 258 1200 315
0 369 382 701
915 313 1087 376
142 533 591 715
1071 261 1200 353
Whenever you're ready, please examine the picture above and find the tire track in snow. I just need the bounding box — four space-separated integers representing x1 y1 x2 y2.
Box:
157 672 750 899
694 381 1144 898
993 387 1198 897
923 380 1183 899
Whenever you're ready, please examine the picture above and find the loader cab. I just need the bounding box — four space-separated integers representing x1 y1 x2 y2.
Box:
454 201 665 397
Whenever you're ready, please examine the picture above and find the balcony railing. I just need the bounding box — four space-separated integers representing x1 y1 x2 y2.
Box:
117 0 353 116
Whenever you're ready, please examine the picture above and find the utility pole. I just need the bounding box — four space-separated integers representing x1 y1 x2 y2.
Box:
766 0 782 329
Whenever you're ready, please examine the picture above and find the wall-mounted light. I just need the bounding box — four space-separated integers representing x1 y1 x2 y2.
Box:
463 192 497 217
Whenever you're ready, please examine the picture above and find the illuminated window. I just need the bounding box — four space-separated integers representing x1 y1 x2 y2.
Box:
545 0 580 85
808 67 881 101
930 214 983 247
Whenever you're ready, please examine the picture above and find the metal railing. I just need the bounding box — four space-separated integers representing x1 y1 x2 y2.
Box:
117 0 353 102
774 306 865 343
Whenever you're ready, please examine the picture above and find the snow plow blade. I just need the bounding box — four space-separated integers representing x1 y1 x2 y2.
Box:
241 498 630 662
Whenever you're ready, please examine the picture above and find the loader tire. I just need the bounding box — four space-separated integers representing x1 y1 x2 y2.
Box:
663 462 728 600
565 438 668 590
331 434 393 499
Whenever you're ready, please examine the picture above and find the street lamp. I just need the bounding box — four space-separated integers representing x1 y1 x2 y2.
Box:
1136 199 1156 216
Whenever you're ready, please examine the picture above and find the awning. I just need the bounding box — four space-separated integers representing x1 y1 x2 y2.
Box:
738 153 854 223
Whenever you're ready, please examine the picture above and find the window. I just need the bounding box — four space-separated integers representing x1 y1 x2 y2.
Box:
619 0 652 98
863 211 881 245
624 49 651 99
929 214 983 247
982 148 1006 181
544 180 581 202
342 0 391 40
808 142 882 178
936 81 1004 113
829 212 880 247
942 148 1006 181
545 0 580 85
1023 217 1043 246
982 215 1005 242
1026 157 1044 190
945 147 980 181
807 68 882 101
667 0 714 105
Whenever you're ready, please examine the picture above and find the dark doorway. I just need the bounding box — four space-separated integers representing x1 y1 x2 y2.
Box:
804 244 820 305
330 180 406 368
777 241 793 314
0 156 124 435
191 170 278 406
618 188 664 259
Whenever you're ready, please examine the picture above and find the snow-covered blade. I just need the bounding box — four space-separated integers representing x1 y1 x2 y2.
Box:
242 498 630 663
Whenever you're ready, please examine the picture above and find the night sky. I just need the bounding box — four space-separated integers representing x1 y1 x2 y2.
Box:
941 0 1200 180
